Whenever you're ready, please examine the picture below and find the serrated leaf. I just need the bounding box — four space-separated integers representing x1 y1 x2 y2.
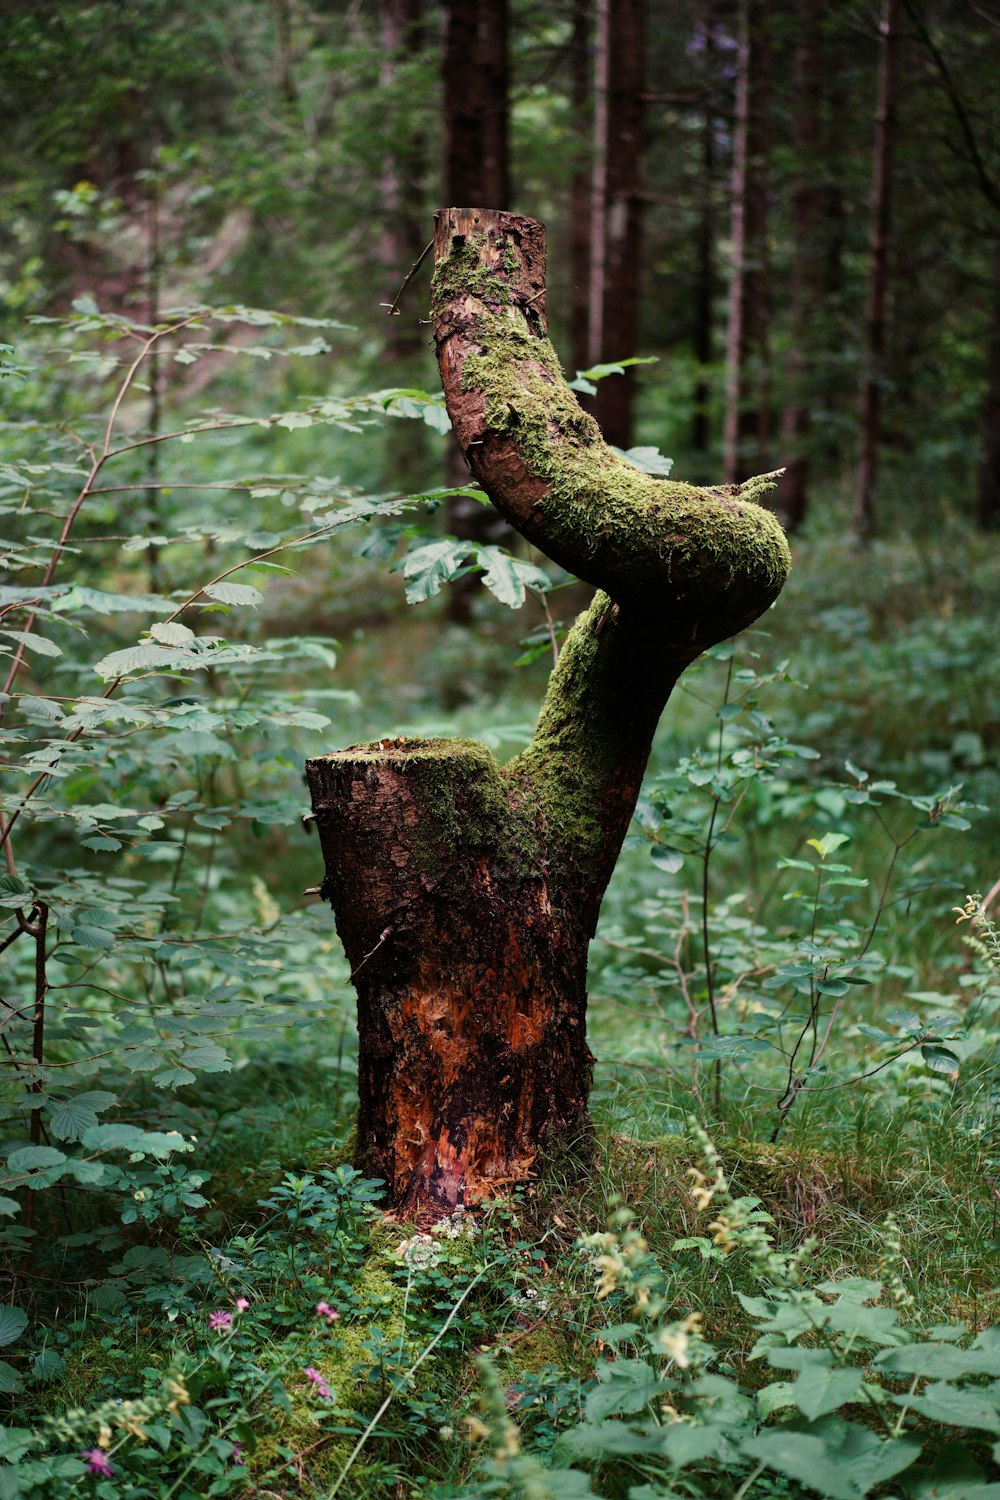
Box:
180 1044 231 1073
0 1306 27 1349
794 1363 865 1420
0 1360 22 1394
0 628 62 656
202 580 264 607
48 1099 101 1142
276 411 313 429
741 1419 921 1499
620 445 674 476
894 1382 1000 1433
93 642 177 680
32 1349 65 1381
148 621 196 645
7 1146 66 1172
152 1066 197 1089
477 546 549 608
66 925 116 950
397 540 471 603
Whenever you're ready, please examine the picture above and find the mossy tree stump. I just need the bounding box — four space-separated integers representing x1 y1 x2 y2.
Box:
306 208 791 1210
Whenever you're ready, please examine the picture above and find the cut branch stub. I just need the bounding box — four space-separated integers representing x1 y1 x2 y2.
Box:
306 210 790 1210
432 206 790 652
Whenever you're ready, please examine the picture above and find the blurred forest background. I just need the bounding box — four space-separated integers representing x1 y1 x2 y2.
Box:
4 0 999 526
3 4 1000 1497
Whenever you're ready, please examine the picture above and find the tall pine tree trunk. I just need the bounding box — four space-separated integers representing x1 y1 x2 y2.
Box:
692 7 718 463
378 0 429 491
570 0 593 380
853 0 901 538
595 0 644 448
306 210 790 1209
723 0 772 484
442 0 511 620
978 238 1000 529
776 0 822 530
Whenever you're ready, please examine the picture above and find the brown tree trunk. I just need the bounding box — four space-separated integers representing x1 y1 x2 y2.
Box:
591 0 645 449
853 0 901 539
307 209 790 1210
979 239 1000 530
776 0 822 531
442 0 511 621
378 0 430 491
723 0 772 485
570 0 593 380
692 4 719 461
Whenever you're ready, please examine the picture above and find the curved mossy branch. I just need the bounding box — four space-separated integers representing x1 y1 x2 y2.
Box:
433 207 791 902
432 208 790 648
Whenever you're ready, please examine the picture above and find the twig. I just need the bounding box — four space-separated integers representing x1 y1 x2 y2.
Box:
380 239 434 318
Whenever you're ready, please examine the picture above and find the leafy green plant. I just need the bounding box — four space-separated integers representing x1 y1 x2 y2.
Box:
597 638 979 1135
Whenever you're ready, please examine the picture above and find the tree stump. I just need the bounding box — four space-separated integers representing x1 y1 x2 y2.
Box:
306 209 791 1210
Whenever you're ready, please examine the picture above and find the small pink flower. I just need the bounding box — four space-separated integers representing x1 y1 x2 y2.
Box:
81 1448 114 1477
234 1298 250 1313
208 1309 232 1330
230 1441 246 1466
315 1300 340 1323
304 1365 332 1398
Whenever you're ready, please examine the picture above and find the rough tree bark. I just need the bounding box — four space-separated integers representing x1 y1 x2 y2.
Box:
590 0 646 449
776 0 822 531
853 0 901 538
306 210 790 1210
442 0 512 620
692 2 719 464
723 0 772 485
979 239 1000 530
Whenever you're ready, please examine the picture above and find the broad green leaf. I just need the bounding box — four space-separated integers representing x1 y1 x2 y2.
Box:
921 1045 960 1074
81 1124 191 1157
149 621 196 645
476 546 549 608
397 539 471 603
757 1380 797 1419
7 1146 66 1172
202 580 264 607
794 1363 865 1419
651 847 684 874
877 1343 1000 1379
619 445 673 476
0 1360 22 1394
0 1306 27 1348
894 1382 1000 1433
742 1418 920 1499
807 833 851 859
0 629 61 656
584 1360 671 1422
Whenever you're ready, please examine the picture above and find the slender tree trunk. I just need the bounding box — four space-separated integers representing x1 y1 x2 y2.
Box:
307 209 790 1209
853 0 901 539
570 0 593 380
442 0 511 621
978 238 1000 529
378 0 429 490
723 0 772 485
692 5 718 460
776 0 822 530
591 0 645 449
